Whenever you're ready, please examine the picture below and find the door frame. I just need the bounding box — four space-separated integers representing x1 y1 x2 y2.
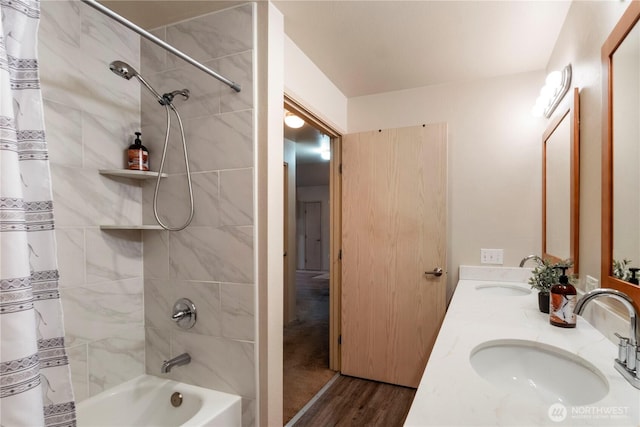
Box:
284 95 342 370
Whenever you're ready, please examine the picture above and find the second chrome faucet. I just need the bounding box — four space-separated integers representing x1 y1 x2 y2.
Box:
519 254 542 268
574 288 640 389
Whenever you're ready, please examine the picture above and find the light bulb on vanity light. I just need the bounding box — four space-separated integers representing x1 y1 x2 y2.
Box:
531 64 572 118
545 70 562 88
284 111 305 128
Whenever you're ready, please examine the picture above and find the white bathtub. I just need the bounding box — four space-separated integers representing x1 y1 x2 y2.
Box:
76 375 241 427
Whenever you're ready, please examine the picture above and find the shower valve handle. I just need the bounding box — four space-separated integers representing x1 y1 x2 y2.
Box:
171 298 196 329
172 310 189 321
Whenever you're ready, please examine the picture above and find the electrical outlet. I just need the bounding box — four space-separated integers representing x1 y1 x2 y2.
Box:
481 248 504 265
585 275 599 292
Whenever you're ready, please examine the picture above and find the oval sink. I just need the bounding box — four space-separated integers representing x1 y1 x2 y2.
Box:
474 283 531 296
470 339 608 405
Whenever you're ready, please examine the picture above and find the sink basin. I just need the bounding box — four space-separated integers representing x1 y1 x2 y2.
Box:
470 339 608 405
474 283 531 296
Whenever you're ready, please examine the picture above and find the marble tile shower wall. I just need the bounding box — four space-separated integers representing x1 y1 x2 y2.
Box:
139 4 256 426
39 1 144 401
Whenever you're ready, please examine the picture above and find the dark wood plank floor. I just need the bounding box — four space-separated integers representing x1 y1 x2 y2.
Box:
292 375 416 427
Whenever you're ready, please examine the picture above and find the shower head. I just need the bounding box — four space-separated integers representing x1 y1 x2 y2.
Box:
109 60 164 103
109 60 138 80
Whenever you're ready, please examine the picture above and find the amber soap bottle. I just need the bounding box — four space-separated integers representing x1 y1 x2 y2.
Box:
549 266 576 328
127 131 149 171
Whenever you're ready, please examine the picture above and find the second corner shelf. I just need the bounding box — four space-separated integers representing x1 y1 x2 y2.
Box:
99 225 163 231
99 169 168 180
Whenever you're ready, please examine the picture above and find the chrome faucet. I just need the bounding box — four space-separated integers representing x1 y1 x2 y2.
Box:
519 254 542 267
161 353 191 373
574 288 640 389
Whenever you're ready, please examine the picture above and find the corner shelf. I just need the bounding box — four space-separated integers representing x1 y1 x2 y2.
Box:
98 169 166 231
99 169 167 180
99 225 163 231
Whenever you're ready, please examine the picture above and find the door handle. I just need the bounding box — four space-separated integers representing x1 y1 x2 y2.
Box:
424 268 443 277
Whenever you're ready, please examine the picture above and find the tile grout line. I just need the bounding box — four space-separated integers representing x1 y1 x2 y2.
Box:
285 372 341 427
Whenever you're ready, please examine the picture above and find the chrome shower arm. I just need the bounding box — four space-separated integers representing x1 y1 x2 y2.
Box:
135 74 165 104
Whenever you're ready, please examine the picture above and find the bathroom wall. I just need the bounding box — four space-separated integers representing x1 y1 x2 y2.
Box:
138 4 257 426
39 1 144 401
284 36 348 133
348 71 545 301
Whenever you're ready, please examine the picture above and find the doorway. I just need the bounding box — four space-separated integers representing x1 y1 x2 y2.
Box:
282 97 341 423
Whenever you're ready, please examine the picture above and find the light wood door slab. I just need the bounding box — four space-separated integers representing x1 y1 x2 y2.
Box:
341 123 447 388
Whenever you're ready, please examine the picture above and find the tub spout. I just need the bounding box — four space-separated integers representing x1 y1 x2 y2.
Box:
161 353 191 373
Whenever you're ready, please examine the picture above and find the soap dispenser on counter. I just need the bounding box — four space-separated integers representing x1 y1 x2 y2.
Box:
550 266 576 328
629 268 639 285
127 131 149 171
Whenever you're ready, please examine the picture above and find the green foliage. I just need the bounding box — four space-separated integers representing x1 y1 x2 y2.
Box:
613 259 632 281
528 258 574 293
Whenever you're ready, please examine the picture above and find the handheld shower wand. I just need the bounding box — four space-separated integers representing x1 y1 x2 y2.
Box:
109 61 190 106
110 60 164 103
109 60 194 231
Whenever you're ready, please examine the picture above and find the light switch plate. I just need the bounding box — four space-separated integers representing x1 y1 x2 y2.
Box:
481 248 504 265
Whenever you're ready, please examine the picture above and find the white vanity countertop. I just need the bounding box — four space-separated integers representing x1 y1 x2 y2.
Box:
404 266 640 426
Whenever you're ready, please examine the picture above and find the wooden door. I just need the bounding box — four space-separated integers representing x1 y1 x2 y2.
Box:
304 201 322 270
341 123 447 388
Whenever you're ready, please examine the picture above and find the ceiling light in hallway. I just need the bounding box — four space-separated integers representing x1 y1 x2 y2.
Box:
284 111 305 128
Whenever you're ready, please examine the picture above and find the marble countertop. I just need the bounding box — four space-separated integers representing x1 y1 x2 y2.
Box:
404 266 640 426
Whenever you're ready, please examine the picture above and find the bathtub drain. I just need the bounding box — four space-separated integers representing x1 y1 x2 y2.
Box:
170 392 183 407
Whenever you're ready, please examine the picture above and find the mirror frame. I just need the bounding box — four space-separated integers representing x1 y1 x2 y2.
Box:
542 88 580 273
602 0 640 306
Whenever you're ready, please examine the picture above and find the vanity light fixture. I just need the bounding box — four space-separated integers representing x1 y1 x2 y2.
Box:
532 64 572 118
284 111 305 128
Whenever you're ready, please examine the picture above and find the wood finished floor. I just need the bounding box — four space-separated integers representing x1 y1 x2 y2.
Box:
292 375 416 427
284 271 336 423
285 271 416 426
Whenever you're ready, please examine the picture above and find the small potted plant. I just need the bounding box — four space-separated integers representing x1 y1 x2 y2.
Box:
613 258 632 281
528 258 574 313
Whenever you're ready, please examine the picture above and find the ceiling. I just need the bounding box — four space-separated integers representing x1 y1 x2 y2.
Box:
99 0 572 174
274 1 572 97
102 0 573 98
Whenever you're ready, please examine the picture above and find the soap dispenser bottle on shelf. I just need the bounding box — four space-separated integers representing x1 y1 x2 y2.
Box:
127 131 149 171
629 268 640 285
550 266 577 328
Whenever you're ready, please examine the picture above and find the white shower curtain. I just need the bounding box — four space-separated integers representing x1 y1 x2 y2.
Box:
0 0 76 425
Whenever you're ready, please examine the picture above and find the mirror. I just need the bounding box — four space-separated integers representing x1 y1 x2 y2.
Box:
602 1 640 305
543 88 580 273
